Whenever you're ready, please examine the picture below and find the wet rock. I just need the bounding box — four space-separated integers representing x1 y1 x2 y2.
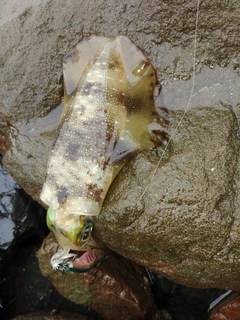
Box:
0 156 47 269
0 0 239 126
209 291 240 320
0 106 61 205
148 272 222 320
16 245 98 316
0 0 240 290
1 243 104 320
38 233 156 320
95 106 240 289
1 0 239 201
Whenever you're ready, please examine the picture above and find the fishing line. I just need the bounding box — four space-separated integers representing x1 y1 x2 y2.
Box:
140 0 200 200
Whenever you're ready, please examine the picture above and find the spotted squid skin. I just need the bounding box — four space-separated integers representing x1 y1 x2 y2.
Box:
40 36 168 267
41 36 168 220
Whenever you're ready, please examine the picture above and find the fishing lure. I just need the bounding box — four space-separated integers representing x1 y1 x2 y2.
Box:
40 35 168 272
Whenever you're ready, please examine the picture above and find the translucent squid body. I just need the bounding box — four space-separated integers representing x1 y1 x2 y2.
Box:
40 35 168 271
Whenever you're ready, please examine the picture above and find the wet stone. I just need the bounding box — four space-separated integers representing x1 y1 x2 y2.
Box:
209 291 240 320
95 106 240 289
0 0 240 305
38 233 157 320
0 155 47 270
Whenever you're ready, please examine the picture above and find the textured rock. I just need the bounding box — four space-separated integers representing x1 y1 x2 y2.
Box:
0 0 239 125
95 106 240 289
0 155 47 269
38 233 156 320
0 0 240 290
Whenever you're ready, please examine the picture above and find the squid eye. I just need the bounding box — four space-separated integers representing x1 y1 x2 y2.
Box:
81 223 93 242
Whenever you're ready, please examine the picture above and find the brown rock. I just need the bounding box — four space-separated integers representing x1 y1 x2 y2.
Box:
210 292 240 320
38 233 156 320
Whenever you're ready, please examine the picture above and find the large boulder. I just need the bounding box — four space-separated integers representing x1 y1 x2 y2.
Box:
0 0 240 292
95 106 240 289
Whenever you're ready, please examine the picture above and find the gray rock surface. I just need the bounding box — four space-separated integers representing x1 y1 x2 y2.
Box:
0 0 240 290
